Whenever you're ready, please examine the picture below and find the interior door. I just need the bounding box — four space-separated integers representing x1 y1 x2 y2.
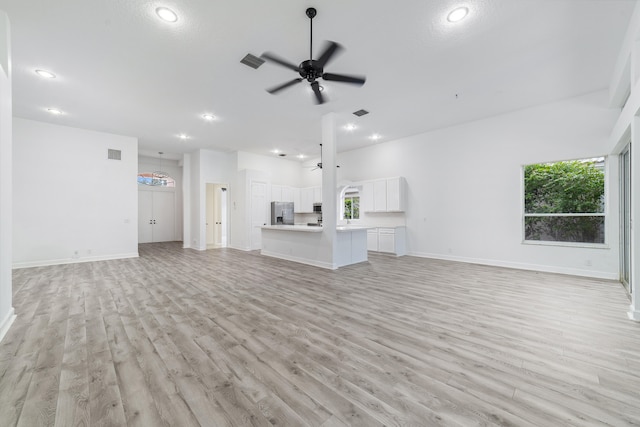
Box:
206 184 215 246
152 192 176 242
213 186 223 246
138 190 154 243
251 181 267 250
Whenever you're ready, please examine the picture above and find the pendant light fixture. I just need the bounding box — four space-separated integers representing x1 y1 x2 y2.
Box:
152 152 170 186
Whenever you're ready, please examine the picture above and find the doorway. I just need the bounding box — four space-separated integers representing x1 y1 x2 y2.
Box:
139 189 176 243
206 183 228 249
620 143 631 294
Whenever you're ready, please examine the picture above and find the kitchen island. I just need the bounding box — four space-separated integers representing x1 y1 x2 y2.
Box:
260 225 370 269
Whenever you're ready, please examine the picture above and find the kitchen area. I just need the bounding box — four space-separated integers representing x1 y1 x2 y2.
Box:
259 176 406 269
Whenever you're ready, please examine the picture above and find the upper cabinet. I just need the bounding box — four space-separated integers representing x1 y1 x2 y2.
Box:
281 186 293 203
363 177 406 212
271 185 321 213
300 187 315 213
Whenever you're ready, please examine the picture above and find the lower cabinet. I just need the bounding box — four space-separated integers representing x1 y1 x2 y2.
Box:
366 227 406 256
367 229 378 251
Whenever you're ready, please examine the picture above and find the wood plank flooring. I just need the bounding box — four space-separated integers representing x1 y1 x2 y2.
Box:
1 241 640 426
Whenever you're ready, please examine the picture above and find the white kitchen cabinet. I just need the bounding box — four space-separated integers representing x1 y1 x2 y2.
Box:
362 182 374 213
373 180 387 212
386 177 406 212
367 226 406 256
378 228 396 253
313 186 322 204
363 177 406 213
300 187 315 213
292 187 301 211
367 229 378 251
281 186 294 203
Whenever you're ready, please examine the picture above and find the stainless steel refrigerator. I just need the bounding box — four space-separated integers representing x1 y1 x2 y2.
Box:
271 202 294 225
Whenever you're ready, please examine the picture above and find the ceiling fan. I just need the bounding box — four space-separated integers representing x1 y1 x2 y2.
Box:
310 144 340 171
261 7 366 105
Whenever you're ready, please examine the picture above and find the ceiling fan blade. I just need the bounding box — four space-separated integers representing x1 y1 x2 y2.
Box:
322 73 366 85
261 52 300 72
316 41 343 68
267 78 303 94
310 81 324 104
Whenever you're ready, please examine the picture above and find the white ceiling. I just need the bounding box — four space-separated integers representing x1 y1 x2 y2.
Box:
0 0 635 160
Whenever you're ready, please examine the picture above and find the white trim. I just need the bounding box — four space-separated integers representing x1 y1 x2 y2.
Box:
628 306 640 322
12 252 139 269
260 250 337 270
0 307 16 343
407 251 618 280
523 213 605 217
521 240 609 250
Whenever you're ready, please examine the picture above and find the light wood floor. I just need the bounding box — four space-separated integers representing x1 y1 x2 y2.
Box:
1 242 640 426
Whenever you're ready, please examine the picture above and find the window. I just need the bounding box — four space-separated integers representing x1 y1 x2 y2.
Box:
344 195 360 220
523 157 605 244
137 172 176 187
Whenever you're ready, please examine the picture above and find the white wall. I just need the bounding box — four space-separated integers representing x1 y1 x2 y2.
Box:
237 151 302 185
338 90 620 279
0 11 14 342
13 119 139 267
138 155 183 241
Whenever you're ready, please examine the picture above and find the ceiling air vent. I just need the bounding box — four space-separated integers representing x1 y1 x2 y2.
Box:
240 53 265 69
107 149 122 160
353 109 369 117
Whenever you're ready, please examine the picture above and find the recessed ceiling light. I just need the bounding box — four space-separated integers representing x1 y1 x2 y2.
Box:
272 149 280 154
156 7 178 23
202 113 216 121
47 108 63 115
297 154 305 159
447 7 469 22
35 69 56 79
369 133 382 141
343 123 357 132
178 134 189 140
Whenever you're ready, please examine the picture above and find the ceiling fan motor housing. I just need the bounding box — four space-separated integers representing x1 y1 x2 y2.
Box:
299 60 323 82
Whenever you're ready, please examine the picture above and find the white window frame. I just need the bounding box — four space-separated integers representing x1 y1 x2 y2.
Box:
522 157 607 247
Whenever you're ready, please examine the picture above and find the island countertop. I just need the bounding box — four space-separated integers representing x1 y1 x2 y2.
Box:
260 225 374 232
260 225 323 232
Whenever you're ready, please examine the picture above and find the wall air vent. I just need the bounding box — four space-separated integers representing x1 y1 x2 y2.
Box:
240 53 265 69
107 149 122 160
353 109 369 117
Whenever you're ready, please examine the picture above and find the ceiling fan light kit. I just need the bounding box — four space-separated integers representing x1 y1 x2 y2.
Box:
261 7 366 105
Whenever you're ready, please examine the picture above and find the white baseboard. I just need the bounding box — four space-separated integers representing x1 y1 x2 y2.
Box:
407 251 618 280
12 252 139 269
628 306 640 322
260 250 336 270
0 307 16 343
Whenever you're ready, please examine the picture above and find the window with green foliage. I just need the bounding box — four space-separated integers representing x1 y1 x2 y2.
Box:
344 195 360 220
523 158 605 244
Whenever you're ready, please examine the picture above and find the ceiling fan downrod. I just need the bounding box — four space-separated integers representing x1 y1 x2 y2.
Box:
307 8 316 62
